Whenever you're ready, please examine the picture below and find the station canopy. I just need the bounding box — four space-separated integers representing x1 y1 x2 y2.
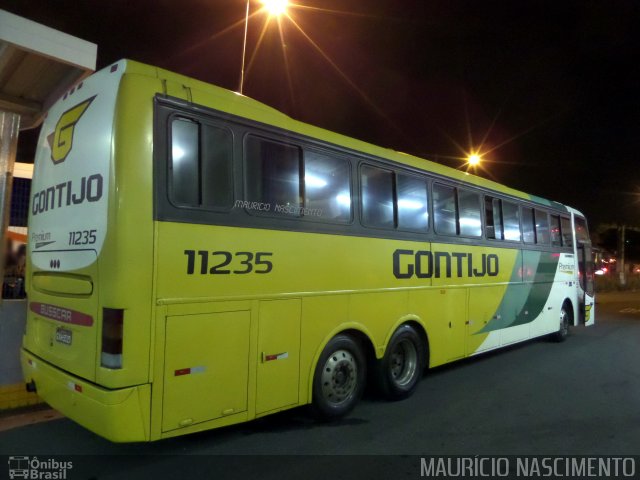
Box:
0 9 97 130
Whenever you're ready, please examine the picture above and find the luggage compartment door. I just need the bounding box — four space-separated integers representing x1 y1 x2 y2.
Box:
256 299 301 415
162 310 250 431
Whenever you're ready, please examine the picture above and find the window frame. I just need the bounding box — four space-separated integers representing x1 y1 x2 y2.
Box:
560 216 573 248
484 195 522 244
431 182 485 239
243 134 355 225
534 209 551 245
501 200 522 243
521 205 536 244
395 171 431 233
550 214 562 247
302 145 354 225
456 187 483 238
432 182 459 237
244 133 304 218
359 163 397 230
167 113 235 212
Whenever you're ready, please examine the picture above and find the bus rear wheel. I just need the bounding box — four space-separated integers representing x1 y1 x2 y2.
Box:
375 324 425 400
312 334 366 419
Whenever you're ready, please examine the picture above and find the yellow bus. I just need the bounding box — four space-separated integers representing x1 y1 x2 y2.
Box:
22 59 595 442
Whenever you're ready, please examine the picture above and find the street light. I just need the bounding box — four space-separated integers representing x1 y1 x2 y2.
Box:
467 153 481 166
239 0 289 94
262 0 289 16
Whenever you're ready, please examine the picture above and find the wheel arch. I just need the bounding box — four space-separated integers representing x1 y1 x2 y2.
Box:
562 298 576 326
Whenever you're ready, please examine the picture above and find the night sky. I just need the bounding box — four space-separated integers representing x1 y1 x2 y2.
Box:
3 0 639 228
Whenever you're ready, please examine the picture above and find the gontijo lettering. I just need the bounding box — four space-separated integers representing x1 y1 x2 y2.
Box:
393 249 499 279
31 174 103 216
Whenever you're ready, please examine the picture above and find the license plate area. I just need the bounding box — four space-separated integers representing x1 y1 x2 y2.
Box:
55 327 73 346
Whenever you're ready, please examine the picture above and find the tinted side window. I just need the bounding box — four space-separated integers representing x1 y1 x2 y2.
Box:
485 196 503 240
170 118 233 208
304 151 351 222
502 201 521 241
522 207 535 244
561 216 573 247
433 184 457 235
535 209 550 244
171 118 199 206
246 136 302 216
458 189 481 237
396 174 429 231
550 214 562 246
361 165 394 228
201 124 233 208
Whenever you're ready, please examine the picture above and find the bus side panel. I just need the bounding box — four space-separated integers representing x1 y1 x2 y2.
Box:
348 290 409 349
96 73 159 388
300 295 350 404
408 288 467 366
524 250 562 338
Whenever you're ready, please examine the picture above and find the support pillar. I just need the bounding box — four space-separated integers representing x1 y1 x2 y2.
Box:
0 110 20 303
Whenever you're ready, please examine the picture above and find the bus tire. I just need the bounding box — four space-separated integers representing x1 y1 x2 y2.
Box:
312 334 366 420
375 324 425 400
552 304 571 342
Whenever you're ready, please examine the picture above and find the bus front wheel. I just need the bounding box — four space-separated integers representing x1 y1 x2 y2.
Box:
312 334 366 419
552 304 571 342
374 324 425 400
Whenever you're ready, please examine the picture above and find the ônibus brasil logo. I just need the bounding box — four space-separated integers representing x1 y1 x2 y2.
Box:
46 95 96 164
8 456 73 479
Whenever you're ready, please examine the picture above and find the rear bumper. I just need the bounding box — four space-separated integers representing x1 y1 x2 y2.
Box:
21 348 151 442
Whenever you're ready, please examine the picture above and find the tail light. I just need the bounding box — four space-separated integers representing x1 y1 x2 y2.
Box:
101 308 123 369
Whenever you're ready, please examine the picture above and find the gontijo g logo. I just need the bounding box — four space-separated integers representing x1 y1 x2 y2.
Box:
46 95 96 164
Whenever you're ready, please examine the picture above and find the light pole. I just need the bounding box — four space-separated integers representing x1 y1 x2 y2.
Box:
239 0 250 94
239 0 289 94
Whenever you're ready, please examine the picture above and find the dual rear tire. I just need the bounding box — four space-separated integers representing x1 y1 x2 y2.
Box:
311 325 426 419
373 324 426 400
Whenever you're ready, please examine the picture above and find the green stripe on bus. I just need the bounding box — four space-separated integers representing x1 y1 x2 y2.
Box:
479 251 560 333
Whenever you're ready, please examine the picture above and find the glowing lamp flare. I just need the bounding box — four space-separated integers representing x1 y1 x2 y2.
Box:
467 153 482 166
261 0 289 16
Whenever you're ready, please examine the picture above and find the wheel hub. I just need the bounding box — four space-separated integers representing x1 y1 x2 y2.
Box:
321 349 357 405
389 339 418 387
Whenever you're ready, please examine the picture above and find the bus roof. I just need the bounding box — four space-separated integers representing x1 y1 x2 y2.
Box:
123 59 569 213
